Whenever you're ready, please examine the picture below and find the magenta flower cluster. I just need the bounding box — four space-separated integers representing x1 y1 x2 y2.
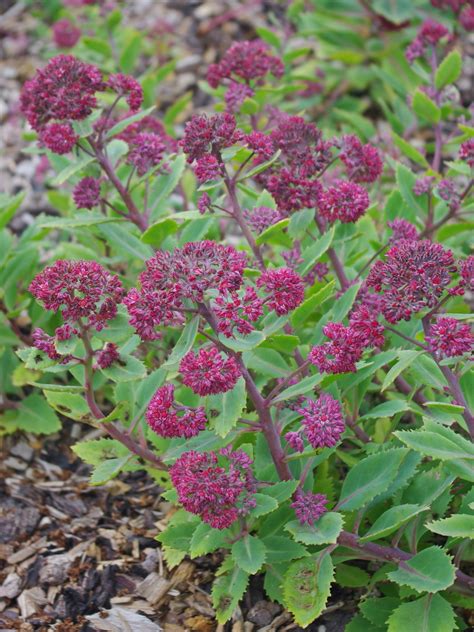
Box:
52 19 81 49
73 177 101 209
146 384 207 438
169 448 257 529
291 489 328 526
257 268 305 316
285 393 345 452
426 317 473 358
406 20 450 63
179 345 241 396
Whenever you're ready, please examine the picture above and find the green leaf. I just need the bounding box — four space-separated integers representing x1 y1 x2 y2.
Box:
43 390 92 422
90 455 132 485
413 90 441 124
359 399 410 420
101 355 147 382
72 438 128 465
382 351 422 391
255 219 291 247
297 227 335 277
244 348 289 378
338 449 408 511
249 493 279 518
360 597 400 627
360 504 426 542
243 149 282 180
148 154 186 221
426 514 474 539
334 564 371 588
82 36 112 57
435 50 462 90
106 106 156 138
392 132 429 168
189 522 231 557
272 373 324 404
162 317 199 370
283 553 334 628
119 33 141 73
15 394 61 434
255 26 281 48
207 377 246 437
0 192 25 230
291 281 335 328
285 512 343 545
157 519 199 552
371 0 413 23
387 594 456 632
262 536 308 563
395 429 474 462
50 156 95 186
39 213 122 229
288 208 315 239
388 546 455 593
98 223 153 260
231 535 266 574
212 563 249 624
261 479 299 503
141 218 179 246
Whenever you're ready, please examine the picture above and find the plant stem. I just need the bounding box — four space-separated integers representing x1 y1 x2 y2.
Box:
264 360 311 405
384 325 429 351
78 323 166 469
314 214 350 291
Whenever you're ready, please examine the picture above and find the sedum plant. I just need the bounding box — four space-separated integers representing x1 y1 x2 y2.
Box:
2 3 473 629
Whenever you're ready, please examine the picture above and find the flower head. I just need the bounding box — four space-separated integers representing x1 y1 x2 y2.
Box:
340 135 383 183
198 192 212 215
406 20 450 62
52 19 81 48
460 6 474 30
257 268 305 315
426 317 473 358
96 343 120 369
225 80 254 112
413 176 436 196
20 55 104 131
179 345 241 396
207 40 284 88
32 328 61 361
246 131 275 159
127 133 166 176
243 206 282 234
170 449 257 529
194 154 221 183
214 287 263 338
318 180 370 224
459 139 474 167
107 73 143 111
73 176 101 209
298 393 345 449
460 255 474 291
367 239 457 323
309 322 366 374
39 123 78 154
291 489 328 526
388 219 419 243
146 384 207 438
29 260 125 330
349 304 385 348
180 112 243 163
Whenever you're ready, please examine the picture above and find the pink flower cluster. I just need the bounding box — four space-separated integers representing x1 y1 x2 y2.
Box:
340 135 383 183
214 287 263 338
257 268 305 316
431 0 474 31
169 448 257 529
243 206 282 234
459 139 474 167
146 384 207 438
291 489 328 526
387 219 419 243
127 132 166 176
426 317 473 358
285 393 345 452
179 345 241 396
52 19 81 49
207 40 284 111
406 20 450 63
366 239 458 323
73 177 101 209
318 180 370 224
29 260 125 330
20 55 143 154
125 241 246 340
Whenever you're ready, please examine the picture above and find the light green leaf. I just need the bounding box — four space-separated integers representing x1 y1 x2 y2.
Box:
162 317 199 370
39 213 122 229
338 449 408 511
101 355 147 382
388 546 455 593
15 394 61 434
435 50 462 90
141 218 179 245
244 348 289 378
243 149 282 180
285 512 343 545
272 373 324 404
297 227 335 277
99 223 153 260
262 536 308 563
90 455 132 485
148 154 186 221
360 504 426 542
426 514 474 539
207 377 246 437
261 479 299 503
106 106 156 138
249 494 279 519
50 156 95 186
43 390 91 423
387 594 456 632
392 132 429 168
395 429 474 462
283 553 334 628
413 90 441 124
231 535 266 574
72 438 128 465
212 563 249 624
382 351 422 391
291 281 335 328
189 522 231 557
359 399 410 420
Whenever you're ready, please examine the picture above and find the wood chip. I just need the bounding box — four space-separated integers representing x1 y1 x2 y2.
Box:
17 587 47 619
135 572 172 605
0 573 22 599
86 607 163 631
